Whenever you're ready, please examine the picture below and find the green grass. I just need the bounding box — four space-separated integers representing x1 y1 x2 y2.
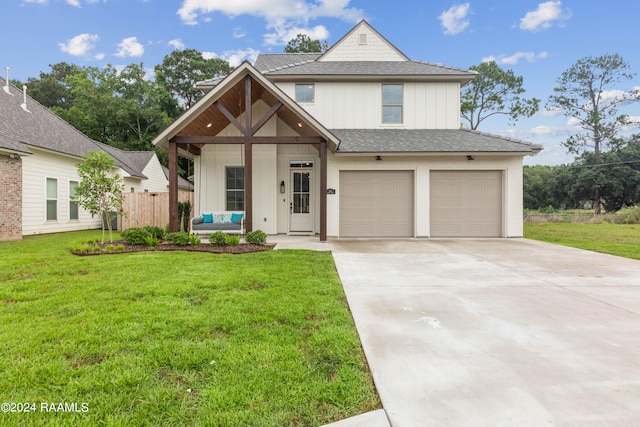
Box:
524 222 640 260
0 231 379 426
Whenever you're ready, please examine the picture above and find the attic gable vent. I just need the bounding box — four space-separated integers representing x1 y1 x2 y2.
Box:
359 33 367 45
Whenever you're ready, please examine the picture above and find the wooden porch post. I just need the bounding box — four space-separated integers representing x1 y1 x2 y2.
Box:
244 138 252 233
168 140 179 232
320 139 327 242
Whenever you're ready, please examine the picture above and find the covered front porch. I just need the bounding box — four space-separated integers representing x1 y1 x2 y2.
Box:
153 62 339 241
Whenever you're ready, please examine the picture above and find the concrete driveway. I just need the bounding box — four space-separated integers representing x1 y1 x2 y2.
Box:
331 239 640 427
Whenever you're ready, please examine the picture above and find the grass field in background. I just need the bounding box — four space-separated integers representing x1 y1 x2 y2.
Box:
0 231 379 426
524 222 640 260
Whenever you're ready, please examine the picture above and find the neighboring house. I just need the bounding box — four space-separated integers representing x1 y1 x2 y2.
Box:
0 77 174 241
153 21 542 240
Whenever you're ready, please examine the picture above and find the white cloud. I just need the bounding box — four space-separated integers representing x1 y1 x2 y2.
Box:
482 51 548 65
233 27 247 39
263 24 329 46
115 37 144 57
176 0 364 46
438 3 471 35
66 0 81 6
541 106 563 117
168 39 186 50
95 52 105 60
203 48 261 67
520 1 570 32
58 33 99 56
23 0 48 4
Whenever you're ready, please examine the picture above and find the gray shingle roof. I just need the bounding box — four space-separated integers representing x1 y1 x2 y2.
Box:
331 129 543 154
1 77 157 179
0 77 103 158
95 142 151 179
259 59 475 78
254 53 321 73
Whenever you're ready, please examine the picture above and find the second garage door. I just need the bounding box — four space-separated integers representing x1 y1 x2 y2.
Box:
340 170 414 237
430 170 503 237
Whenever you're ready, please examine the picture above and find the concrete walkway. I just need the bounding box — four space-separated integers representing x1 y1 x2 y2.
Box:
331 239 640 427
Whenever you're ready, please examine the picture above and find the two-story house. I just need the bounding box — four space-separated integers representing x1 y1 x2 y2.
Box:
153 20 541 240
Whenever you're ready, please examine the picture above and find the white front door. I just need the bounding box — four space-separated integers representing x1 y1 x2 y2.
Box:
290 169 313 232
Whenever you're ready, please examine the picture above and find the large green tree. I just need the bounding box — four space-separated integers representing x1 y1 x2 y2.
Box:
547 53 640 213
284 34 329 53
460 61 540 130
155 49 233 109
19 62 78 110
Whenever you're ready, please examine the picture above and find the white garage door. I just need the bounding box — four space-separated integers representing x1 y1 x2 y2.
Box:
430 170 502 237
340 170 414 237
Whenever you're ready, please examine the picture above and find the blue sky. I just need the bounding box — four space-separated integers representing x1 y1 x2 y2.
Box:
3 0 640 165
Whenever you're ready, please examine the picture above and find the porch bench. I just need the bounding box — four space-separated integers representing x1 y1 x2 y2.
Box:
190 211 245 236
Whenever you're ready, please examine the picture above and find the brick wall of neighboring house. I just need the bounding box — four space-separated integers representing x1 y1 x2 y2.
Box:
0 153 22 241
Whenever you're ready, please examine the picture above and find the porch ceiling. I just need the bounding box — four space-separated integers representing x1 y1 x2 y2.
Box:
176 77 322 150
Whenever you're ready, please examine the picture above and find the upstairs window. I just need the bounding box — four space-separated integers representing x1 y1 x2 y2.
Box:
295 84 315 103
382 84 403 124
226 167 244 211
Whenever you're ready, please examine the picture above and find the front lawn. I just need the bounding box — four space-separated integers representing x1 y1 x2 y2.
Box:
524 222 640 260
0 231 379 426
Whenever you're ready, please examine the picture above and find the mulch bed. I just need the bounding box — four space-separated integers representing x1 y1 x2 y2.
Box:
71 241 275 256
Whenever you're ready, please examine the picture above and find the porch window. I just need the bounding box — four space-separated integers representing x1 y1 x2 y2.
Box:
69 181 79 220
226 167 244 211
382 84 403 123
295 84 315 103
46 178 58 221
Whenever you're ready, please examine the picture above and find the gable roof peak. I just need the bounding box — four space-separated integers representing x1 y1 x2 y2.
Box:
319 19 410 63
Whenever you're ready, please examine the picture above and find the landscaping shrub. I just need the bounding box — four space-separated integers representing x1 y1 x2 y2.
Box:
143 225 165 239
225 235 241 246
121 228 150 245
209 231 227 247
144 236 160 247
165 231 190 246
189 234 201 246
245 229 267 245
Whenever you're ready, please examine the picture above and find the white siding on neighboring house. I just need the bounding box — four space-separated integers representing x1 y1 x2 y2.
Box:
276 82 461 129
140 155 169 192
21 147 101 235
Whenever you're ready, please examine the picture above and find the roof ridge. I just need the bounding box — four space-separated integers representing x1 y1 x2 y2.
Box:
410 60 476 74
459 128 541 148
262 58 319 74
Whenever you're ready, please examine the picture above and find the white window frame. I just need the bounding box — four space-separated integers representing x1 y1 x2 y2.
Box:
295 83 315 103
69 180 79 221
382 84 403 124
46 177 58 221
226 166 245 211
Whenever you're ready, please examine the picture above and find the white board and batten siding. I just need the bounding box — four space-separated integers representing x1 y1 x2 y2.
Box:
276 82 461 130
21 147 101 235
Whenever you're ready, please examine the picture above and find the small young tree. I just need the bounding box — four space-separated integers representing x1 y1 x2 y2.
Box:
73 151 125 243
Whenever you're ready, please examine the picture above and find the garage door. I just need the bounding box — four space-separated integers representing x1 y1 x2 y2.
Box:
430 170 502 237
340 170 414 237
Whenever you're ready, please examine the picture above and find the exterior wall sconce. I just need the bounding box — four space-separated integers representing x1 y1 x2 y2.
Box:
467 155 474 161
280 181 285 193
376 155 382 161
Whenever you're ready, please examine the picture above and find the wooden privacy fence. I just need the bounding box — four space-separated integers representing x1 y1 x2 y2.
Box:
118 191 194 231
